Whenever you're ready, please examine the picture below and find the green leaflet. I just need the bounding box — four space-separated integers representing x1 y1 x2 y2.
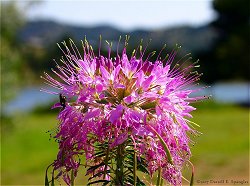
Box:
86 139 147 186
86 162 105 175
89 170 111 181
87 179 111 185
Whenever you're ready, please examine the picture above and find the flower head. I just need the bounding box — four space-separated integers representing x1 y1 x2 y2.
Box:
42 38 205 186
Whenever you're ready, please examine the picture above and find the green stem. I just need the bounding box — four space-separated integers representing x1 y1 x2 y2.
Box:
133 150 137 186
45 162 53 186
156 167 162 186
103 145 110 179
114 144 125 185
70 170 75 186
160 177 164 186
188 160 195 186
51 169 55 186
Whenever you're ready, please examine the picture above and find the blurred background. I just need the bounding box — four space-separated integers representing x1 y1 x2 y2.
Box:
1 0 249 185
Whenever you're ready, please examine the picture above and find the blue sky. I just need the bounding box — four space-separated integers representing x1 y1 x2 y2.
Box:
25 0 215 31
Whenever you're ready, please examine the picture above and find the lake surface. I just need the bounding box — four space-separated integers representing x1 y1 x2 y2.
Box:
3 82 249 115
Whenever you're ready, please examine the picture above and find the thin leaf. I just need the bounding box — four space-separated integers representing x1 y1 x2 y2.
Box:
126 175 135 185
93 151 106 157
87 179 110 185
126 156 149 174
137 158 149 174
88 170 111 181
136 176 146 186
86 162 105 175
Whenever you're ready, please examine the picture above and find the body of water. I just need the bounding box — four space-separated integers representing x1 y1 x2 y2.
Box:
3 82 249 115
3 86 57 115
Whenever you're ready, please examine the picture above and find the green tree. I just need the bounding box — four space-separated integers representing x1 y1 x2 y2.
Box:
1 1 26 107
212 0 249 81
198 0 249 83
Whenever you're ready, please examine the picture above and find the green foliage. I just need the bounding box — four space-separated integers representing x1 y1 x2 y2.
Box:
213 0 249 20
197 0 250 83
1 1 44 107
1 37 24 105
0 1 25 43
86 138 148 186
1 1 26 106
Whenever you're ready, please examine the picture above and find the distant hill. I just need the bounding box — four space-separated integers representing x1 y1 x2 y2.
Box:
18 20 218 54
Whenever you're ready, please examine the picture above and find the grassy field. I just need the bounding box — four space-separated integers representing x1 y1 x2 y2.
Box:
1 102 249 185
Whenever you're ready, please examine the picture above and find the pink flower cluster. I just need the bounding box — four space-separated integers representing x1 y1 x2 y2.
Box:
42 39 204 185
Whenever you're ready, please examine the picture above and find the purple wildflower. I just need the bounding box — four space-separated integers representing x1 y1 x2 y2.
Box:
42 38 205 186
